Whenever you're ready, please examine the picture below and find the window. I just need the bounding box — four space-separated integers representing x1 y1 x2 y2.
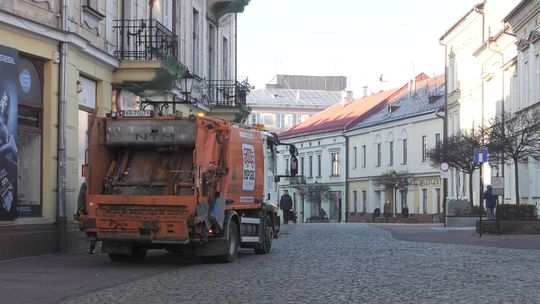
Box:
448 52 457 92
402 139 408 164
300 157 305 176
400 189 407 211
362 190 367 213
353 190 358 213
285 158 289 175
222 37 229 80
422 189 428 214
284 114 293 128
353 146 357 169
86 0 98 10
389 141 394 166
422 136 427 162
377 143 381 167
309 155 313 178
208 25 216 80
536 54 540 103
362 145 366 168
435 133 441 146
317 154 321 177
300 114 309 122
192 9 200 74
262 113 276 127
331 152 340 176
16 56 44 218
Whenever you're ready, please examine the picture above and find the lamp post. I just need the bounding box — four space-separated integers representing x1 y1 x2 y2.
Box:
181 69 195 102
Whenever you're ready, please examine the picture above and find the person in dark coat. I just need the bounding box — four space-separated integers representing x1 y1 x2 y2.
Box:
401 204 409 218
280 190 293 224
483 185 497 219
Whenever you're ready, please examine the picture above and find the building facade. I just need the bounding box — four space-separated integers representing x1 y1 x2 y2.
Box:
277 88 399 223
247 75 347 132
504 0 540 205
345 75 445 223
439 0 520 205
0 0 249 259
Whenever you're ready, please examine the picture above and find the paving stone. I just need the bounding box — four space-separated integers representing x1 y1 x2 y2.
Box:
61 224 540 304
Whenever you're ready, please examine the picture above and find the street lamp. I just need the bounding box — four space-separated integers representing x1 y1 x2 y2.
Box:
180 69 195 102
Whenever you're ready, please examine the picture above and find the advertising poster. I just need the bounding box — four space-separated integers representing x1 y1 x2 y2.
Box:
241 143 255 192
0 45 18 220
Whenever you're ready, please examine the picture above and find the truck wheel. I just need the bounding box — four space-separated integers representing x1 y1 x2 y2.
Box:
108 248 147 262
255 215 272 254
213 220 239 263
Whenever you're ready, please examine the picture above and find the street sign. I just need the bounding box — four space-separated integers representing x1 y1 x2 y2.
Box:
473 147 489 163
491 176 504 196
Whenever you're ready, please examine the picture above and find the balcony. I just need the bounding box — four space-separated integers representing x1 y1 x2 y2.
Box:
206 80 251 122
114 19 177 60
207 0 250 23
112 19 183 92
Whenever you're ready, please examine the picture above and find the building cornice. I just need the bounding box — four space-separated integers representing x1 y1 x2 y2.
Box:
0 10 118 68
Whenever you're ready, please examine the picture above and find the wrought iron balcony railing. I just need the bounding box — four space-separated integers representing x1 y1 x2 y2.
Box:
207 80 249 108
114 19 177 60
289 176 306 185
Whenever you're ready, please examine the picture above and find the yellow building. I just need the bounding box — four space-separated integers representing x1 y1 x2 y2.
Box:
0 0 249 260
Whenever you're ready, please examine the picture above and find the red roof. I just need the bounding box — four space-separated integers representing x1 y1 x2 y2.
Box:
279 73 431 139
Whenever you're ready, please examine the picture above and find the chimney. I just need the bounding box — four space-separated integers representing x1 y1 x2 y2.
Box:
408 78 416 98
341 90 353 105
362 85 368 97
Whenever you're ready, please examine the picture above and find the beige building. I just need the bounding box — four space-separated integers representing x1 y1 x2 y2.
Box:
0 0 249 259
439 0 520 205
504 0 540 205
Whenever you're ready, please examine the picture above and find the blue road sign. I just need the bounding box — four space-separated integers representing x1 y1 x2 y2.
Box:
473 147 489 163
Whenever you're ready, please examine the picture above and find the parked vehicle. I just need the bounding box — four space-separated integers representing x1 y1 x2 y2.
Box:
75 110 298 262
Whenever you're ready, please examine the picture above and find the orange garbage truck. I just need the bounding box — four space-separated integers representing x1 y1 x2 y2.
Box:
75 111 298 262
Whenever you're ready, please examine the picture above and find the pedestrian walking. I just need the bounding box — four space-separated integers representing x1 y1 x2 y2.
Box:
280 190 293 224
319 207 327 219
483 185 497 220
401 204 409 218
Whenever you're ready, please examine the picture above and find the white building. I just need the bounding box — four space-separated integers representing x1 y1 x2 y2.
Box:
440 0 520 205
277 88 398 222
247 75 347 132
345 75 445 222
504 0 540 205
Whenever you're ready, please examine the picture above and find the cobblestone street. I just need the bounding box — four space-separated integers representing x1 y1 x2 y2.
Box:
58 223 540 304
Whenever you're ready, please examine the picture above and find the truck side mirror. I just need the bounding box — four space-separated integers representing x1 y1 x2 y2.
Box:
290 156 298 176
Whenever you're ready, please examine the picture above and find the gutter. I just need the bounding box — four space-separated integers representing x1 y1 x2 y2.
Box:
57 0 68 252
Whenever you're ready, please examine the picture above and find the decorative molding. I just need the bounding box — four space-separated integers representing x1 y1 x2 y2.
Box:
517 38 531 52
527 29 540 44
32 0 52 10
82 5 105 31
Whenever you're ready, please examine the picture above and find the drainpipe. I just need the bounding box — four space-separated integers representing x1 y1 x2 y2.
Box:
342 131 349 223
439 38 448 227
57 0 68 253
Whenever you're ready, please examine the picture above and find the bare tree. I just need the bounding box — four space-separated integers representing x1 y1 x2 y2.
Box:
483 108 540 204
426 131 483 209
374 170 413 214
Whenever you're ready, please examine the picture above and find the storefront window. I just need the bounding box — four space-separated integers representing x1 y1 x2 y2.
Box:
17 55 43 217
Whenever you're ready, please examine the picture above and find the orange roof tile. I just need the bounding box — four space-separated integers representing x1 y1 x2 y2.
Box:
278 73 432 139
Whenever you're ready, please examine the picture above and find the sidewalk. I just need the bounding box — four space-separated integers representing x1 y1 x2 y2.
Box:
371 223 540 250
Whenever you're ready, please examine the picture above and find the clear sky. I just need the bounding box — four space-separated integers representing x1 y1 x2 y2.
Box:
237 0 481 97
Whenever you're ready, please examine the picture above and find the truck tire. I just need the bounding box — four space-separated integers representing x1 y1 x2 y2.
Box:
202 220 239 263
218 220 239 263
108 248 147 262
255 215 272 254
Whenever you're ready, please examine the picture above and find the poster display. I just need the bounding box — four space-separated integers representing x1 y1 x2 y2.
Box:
0 45 18 220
